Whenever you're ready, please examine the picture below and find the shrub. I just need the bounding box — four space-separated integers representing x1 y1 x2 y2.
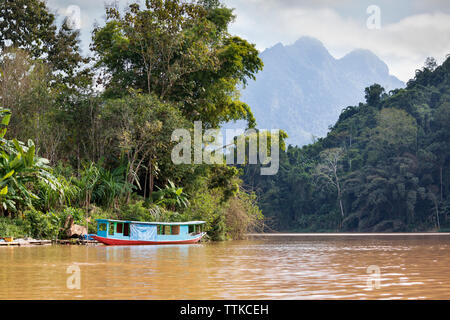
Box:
0 217 29 238
208 214 226 241
119 201 154 222
224 192 263 240
183 187 224 234
87 206 116 234
23 210 60 239
58 207 86 226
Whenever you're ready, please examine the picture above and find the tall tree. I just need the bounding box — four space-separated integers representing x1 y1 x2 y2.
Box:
314 148 345 220
364 83 385 107
0 0 90 88
91 0 262 127
0 0 56 58
100 93 190 199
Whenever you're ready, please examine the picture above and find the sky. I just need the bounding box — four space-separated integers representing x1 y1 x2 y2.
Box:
46 0 450 82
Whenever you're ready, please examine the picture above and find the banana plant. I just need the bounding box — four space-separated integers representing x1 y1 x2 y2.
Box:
152 180 190 211
0 108 61 215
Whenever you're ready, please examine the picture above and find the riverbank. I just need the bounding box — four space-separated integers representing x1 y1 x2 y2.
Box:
0 238 99 247
5 232 450 247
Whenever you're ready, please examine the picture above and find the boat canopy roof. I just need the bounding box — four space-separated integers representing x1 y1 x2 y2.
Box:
96 219 206 226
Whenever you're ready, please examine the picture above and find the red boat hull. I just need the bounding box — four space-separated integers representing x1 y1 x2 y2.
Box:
93 234 204 246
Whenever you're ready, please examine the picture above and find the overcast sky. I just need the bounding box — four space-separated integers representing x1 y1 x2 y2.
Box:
46 0 450 82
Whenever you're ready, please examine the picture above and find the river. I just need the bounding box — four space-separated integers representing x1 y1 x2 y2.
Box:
1 234 450 299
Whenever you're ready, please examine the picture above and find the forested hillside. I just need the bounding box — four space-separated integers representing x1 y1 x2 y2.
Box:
243 57 450 232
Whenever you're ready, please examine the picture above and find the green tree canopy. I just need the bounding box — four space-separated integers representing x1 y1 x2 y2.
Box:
0 0 90 88
91 0 263 127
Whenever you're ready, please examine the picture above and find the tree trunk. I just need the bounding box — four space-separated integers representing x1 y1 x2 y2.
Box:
143 165 148 201
335 172 344 218
432 196 440 230
339 198 344 218
77 144 80 176
147 69 151 94
436 204 440 230
90 100 95 163
149 161 154 198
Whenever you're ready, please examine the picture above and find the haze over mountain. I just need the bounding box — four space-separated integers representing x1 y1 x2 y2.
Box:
238 37 404 146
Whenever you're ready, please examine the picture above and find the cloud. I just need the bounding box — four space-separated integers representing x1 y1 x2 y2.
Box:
226 1 450 82
412 0 450 13
46 0 128 55
43 0 450 82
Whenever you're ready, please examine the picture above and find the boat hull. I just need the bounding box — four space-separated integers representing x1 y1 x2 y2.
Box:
93 233 205 246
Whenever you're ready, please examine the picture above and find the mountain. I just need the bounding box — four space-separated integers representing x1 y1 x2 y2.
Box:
238 37 404 146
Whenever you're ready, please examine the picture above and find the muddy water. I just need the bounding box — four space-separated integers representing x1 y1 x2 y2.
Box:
1 234 450 299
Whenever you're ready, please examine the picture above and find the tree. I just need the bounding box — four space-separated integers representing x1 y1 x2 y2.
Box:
0 0 90 87
100 94 190 200
369 108 418 157
364 84 385 107
0 48 76 164
0 107 61 216
424 57 438 72
0 0 56 59
92 1 211 98
48 18 91 88
315 148 345 219
0 48 33 120
0 48 52 145
432 102 450 202
91 0 263 127
0 2 93 165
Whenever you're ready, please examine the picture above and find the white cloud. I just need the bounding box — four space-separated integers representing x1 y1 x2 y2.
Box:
43 0 450 82
227 1 450 82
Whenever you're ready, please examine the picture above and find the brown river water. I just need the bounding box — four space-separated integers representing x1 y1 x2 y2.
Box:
1 234 450 300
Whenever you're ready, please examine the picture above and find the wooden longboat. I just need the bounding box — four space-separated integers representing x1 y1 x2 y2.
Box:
92 219 206 246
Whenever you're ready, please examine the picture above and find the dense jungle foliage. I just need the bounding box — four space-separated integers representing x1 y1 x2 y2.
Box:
243 56 450 232
0 0 263 240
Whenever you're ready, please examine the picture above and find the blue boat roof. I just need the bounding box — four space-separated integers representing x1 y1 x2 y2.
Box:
96 219 206 226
